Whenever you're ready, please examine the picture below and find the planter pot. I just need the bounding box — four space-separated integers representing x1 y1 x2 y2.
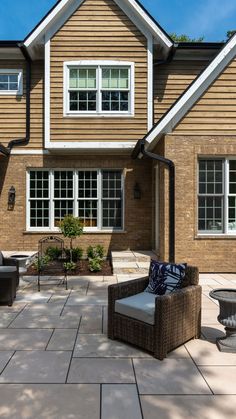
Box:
209 288 236 352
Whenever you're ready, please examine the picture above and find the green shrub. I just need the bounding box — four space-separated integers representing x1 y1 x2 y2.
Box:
45 246 62 260
88 257 102 272
64 247 83 262
87 245 104 259
33 255 51 272
63 261 76 272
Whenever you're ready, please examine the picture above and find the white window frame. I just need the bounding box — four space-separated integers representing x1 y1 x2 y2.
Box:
26 168 124 232
63 60 135 117
198 157 236 235
0 69 23 95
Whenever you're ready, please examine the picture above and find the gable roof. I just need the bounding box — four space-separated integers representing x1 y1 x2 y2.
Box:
24 0 173 50
141 33 236 151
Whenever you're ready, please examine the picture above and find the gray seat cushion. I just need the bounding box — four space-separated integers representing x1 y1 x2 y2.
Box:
115 292 157 325
0 266 17 273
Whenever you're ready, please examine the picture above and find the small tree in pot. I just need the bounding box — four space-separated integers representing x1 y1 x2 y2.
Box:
59 215 83 263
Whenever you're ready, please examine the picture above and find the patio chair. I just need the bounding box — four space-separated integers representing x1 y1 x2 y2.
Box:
0 252 19 306
108 266 201 360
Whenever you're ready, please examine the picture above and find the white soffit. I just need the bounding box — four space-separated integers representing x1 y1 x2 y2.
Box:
24 0 172 50
145 33 236 151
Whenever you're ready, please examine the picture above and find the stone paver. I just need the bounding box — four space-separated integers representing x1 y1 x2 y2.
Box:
0 351 71 383
199 366 236 394
0 329 52 350
73 334 151 358
133 359 212 395
21 302 64 315
47 329 78 350
67 358 135 384
141 395 236 419
101 384 142 419
0 352 14 373
66 294 107 306
9 313 81 329
0 272 235 416
185 339 236 365
0 313 18 328
0 384 100 419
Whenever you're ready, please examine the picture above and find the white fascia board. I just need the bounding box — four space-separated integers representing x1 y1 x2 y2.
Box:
46 141 135 151
146 34 236 150
119 0 172 48
24 0 83 47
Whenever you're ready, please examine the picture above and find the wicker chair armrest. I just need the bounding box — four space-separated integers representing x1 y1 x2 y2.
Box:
108 277 149 303
155 285 201 314
4 257 19 272
107 276 149 339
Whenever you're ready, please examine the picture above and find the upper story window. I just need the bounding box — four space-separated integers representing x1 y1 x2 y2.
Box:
198 158 236 235
0 69 23 95
64 61 134 117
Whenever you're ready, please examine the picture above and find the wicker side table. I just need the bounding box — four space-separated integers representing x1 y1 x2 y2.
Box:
209 288 236 353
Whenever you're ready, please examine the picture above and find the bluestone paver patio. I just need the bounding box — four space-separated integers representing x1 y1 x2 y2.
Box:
0 273 235 418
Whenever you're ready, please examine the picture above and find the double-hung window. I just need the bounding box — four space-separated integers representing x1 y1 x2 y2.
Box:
0 69 23 95
27 169 124 231
198 159 236 234
64 61 134 116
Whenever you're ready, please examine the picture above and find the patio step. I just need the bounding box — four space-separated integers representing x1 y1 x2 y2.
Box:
111 251 157 275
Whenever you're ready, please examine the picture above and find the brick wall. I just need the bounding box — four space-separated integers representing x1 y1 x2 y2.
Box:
160 134 236 272
0 154 152 254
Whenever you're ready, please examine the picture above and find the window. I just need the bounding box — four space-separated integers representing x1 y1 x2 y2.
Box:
64 61 134 116
0 69 23 95
27 169 124 231
198 159 236 234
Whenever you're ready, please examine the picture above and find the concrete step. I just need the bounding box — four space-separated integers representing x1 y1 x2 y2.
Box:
112 251 156 275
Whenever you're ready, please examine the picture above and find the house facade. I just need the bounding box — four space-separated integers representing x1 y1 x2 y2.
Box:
0 0 236 272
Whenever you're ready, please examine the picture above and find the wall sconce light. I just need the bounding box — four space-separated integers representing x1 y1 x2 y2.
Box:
8 186 16 210
134 183 141 199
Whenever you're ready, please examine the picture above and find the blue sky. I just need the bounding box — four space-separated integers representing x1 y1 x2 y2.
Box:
0 0 236 41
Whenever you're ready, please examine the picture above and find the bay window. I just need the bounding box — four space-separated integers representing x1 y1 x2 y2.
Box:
27 169 124 231
198 159 236 234
64 61 134 116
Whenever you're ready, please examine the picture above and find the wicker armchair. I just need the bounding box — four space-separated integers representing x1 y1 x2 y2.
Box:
0 252 19 306
108 266 201 360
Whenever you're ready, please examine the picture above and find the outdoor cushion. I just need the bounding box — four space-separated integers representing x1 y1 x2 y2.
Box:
0 266 17 273
115 291 157 325
145 260 186 295
0 252 3 266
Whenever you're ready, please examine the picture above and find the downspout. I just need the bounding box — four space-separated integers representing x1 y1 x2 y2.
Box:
132 140 175 263
0 44 31 156
7 44 31 150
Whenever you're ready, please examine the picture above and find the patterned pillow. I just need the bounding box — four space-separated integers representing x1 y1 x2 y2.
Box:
145 260 186 295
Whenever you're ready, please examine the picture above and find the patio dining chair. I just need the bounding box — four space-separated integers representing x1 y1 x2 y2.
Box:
108 266 201 360
0 252 19 306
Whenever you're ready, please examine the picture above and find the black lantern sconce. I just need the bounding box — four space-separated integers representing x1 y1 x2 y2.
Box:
8 186 16 210
134 183 141 200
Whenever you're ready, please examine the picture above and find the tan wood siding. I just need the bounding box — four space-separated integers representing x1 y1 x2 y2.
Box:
29 61 44 149
0 60 44 149
154 60 210 123
50 0 148 143
0 60 26 147
174 57 236 134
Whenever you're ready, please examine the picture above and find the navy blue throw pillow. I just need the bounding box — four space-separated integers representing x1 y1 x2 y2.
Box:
145 260 186 295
